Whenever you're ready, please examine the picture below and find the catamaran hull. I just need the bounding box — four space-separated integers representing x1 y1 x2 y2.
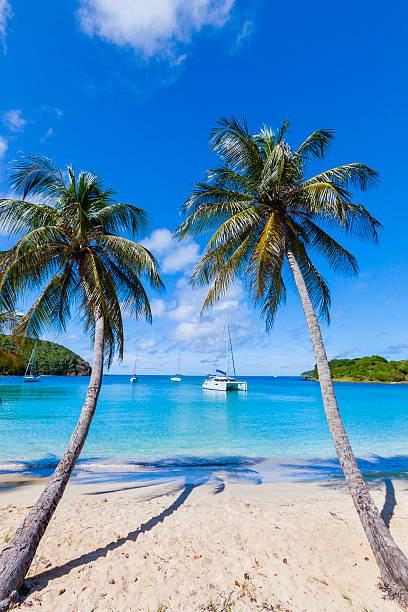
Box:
202 379 247 391
23 377 40 382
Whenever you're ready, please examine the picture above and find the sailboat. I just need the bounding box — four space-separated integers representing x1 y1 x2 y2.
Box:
170 352 182 382
130 347 139 383
24 341 40 382
202 317 247 392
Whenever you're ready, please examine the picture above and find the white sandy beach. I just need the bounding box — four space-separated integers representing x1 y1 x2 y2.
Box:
0 477 406 611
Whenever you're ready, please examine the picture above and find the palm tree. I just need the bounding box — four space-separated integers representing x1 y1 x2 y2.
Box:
0 310 20 368
175 117 408 602
0 155 163 610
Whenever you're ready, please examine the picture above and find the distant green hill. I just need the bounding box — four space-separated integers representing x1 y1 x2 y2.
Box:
302 356 408 383
0 335 91 376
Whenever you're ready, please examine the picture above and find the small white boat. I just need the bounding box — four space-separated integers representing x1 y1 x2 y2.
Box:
130 348 139 383
24 342 40 382
170 352 182 382
202 316 247 392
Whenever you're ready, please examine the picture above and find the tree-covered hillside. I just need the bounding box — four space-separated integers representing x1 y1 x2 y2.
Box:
0 335 91 376
303 356 408 383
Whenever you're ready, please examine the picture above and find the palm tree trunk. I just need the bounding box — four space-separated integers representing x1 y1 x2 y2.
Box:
286 248 408 603
0 315 105 611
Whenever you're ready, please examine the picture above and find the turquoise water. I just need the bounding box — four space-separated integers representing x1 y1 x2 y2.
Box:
1 376 408 482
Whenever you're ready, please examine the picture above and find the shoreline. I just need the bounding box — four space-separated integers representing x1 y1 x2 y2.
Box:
0 478 404 611
302 377 408 384
2 454 408 485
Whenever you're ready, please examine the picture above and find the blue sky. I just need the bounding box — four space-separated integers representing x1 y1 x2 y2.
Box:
0 0 407 375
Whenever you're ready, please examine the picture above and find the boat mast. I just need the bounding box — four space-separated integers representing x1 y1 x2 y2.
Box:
25 341 37 377
226 314 230 377
133 346 139 376
228 324 237 378
177 351 181 375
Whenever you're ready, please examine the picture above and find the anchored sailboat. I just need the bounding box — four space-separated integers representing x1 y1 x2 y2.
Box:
130 347 139 383
170 352 182 382
24 341 40 382
202 317 247 392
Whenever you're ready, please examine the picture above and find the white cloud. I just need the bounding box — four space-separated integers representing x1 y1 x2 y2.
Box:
167 281 255 352
139 338 156 350
235 19 253 47
150 298 166 319
167 303 196 322
3 109 26 132
77 0 235 59
0 0 12 45
39 105 64 118
142 227 200 274
0 135 7 157
40 127 54 143
162 241 199 273
143 228 173 254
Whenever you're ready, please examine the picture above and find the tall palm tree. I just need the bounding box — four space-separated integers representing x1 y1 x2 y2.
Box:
175 117 408 602
0 155 163 610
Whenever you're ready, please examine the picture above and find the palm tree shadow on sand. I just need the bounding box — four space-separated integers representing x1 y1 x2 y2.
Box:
282 454 408 528
22 457 262 599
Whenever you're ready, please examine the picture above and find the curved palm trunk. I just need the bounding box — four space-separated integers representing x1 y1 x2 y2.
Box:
0 315 105 611
287 248 408 602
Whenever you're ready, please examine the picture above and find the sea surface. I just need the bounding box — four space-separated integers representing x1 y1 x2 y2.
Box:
1 375 408 484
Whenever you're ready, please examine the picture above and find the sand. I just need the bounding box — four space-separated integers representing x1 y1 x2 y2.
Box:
0 477 406 611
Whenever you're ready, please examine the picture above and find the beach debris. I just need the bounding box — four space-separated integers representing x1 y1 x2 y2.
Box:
364 556 369 561
33 554 51 568
241 573 257 602
4 528 13 543
194 555 202 560
108 578 115 584
58 588 65 595
282 558 288 564
312 577 328 586
330 511 348 524
342 593 352 606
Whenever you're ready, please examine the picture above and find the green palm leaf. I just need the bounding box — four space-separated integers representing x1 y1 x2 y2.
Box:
176 116 380 327
0 155 163 365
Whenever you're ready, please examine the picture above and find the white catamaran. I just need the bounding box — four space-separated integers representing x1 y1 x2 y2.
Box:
130 347 139 383
170 352 182 382
202 317 247 392
24 341 40 382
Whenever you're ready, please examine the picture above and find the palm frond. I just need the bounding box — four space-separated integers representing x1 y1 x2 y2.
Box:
90 203 149 237
287 238 331 322
0 155 163 362
294 217 358 275
210 116 264 180
9 154 68 201
0 199 59 235
295 129 334 160
303 162 379 191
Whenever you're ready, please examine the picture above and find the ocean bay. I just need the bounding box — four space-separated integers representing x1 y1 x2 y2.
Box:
1 375 408 482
